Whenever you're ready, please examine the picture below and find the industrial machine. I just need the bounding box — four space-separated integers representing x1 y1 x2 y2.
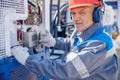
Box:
0 0 29 79
0 0 51 80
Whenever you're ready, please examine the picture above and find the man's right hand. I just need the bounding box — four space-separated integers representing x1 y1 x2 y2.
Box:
39 30 56 47
11 46 30 65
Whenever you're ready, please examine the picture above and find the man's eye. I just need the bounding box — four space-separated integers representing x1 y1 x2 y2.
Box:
79 12 85 15
71 12 75 15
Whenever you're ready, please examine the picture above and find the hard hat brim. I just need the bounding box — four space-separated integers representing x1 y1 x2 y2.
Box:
69 4 94 10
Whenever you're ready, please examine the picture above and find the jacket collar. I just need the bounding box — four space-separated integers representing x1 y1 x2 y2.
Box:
76 23 102 42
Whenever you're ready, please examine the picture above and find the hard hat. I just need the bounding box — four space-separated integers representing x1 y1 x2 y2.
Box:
69 0 102 10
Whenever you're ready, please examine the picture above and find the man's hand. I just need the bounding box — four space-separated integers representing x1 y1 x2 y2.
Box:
11 46 30 65
39 30 56 47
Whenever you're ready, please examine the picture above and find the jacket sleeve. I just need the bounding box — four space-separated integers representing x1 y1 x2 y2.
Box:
54 37 71 51
25 40 115 80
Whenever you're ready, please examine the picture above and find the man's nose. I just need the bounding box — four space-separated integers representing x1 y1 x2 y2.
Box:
73 13 81 21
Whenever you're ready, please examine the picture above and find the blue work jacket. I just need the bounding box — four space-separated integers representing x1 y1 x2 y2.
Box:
26 23 118 80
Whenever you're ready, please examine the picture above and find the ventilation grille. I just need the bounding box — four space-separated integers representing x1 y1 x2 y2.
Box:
0 0 25 14
0 0 27 59
0 10 7 58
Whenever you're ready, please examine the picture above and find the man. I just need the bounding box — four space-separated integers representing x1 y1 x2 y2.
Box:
11 0 118 80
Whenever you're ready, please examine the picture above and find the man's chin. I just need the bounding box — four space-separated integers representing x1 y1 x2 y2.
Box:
75 28 84 32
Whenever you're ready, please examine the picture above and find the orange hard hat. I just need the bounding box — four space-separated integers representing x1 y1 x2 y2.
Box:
69 0 102 10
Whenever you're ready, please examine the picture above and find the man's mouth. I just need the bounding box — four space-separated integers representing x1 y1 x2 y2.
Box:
75 22 83 25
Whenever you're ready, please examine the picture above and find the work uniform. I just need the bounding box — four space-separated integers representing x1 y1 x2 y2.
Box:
25 23 118 80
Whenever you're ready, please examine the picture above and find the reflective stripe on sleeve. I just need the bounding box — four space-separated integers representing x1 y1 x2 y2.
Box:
66 52 90 78
105 47 116 59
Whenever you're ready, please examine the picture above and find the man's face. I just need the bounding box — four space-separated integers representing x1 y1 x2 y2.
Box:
70 6 94 32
